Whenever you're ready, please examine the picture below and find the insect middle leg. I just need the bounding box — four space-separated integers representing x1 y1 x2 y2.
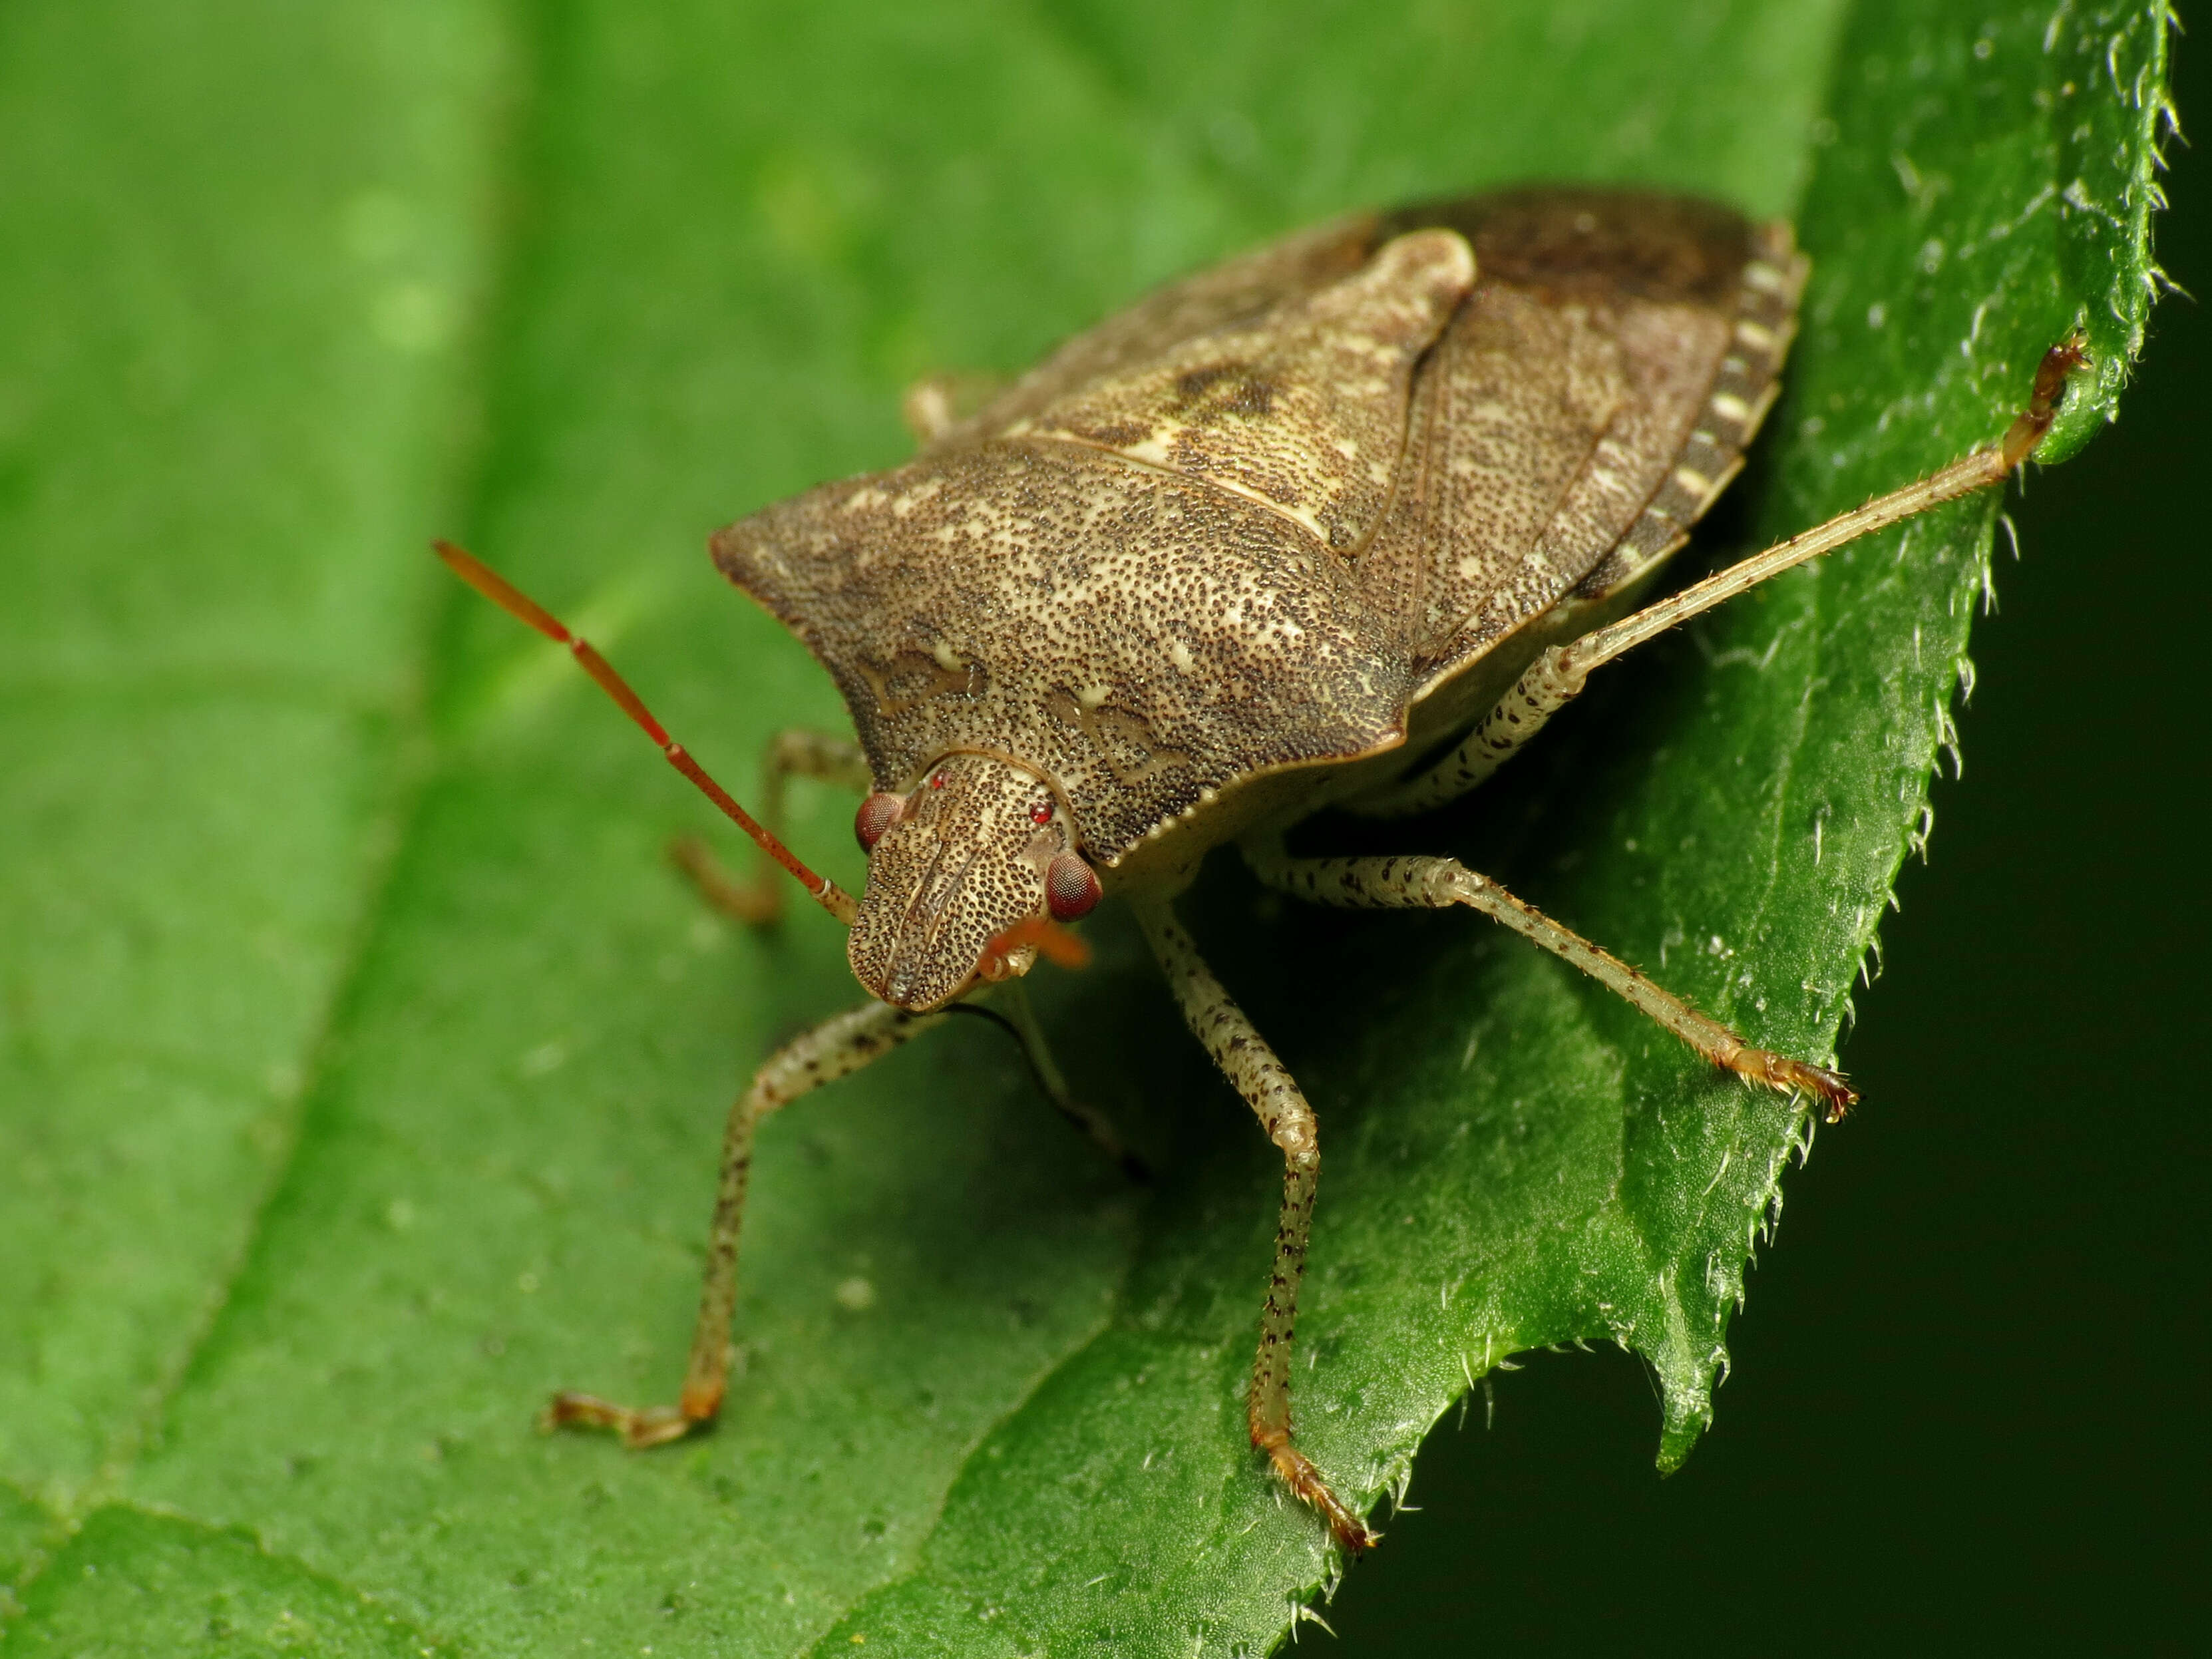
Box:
1134 896 1375 1553
1242 838 1855 1121
1356 338 2086 819
671 728 872 924
547 998 942 1447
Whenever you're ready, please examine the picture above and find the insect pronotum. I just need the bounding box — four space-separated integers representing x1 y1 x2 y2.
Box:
439 188 2084 1553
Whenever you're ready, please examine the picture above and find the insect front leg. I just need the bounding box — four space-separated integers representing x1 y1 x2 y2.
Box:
671 727 872 925
547 998 943 1447
1133 896 1375 1554
1242 838 1855 1122
1354 337 2088 821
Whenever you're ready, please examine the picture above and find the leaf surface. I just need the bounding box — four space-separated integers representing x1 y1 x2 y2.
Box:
0 1 2169 1653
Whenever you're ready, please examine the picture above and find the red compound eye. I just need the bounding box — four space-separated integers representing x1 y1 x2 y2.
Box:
1045 851 1101 922
854 791 904 851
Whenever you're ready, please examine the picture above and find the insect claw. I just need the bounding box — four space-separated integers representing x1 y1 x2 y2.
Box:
1998 331 2090 468
540 1391 697 1448
1256 1435 1376 1553
1792 1062 1857 1123
1726 1047 1856 1121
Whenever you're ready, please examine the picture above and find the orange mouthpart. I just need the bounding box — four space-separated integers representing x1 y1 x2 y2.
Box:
978 914 1092 978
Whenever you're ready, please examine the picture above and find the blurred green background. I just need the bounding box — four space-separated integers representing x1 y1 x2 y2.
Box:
0 0 2195 1652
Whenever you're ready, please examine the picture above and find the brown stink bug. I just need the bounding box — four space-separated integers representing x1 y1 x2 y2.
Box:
437 186 2084 1553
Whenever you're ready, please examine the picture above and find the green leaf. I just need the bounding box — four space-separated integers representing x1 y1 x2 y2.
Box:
0 0 2171 1653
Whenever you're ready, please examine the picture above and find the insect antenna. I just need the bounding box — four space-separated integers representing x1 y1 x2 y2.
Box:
435 540 859 926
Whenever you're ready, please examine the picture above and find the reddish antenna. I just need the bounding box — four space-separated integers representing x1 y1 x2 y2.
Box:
435 541 859 928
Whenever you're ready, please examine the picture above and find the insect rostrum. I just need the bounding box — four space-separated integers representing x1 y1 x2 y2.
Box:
439 185 2081 1553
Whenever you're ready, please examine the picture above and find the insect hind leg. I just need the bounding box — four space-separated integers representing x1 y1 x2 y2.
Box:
1350 337 2088 821
1243 838 1855 1122
671 727 872 925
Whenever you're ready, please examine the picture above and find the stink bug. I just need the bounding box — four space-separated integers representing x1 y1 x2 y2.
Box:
438 186 2084 1553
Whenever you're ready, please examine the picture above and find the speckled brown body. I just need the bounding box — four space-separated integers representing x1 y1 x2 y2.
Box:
713 188 1802 896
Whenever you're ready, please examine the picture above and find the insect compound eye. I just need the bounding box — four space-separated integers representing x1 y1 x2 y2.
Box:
1044 850 1101 922
853 791 905 851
